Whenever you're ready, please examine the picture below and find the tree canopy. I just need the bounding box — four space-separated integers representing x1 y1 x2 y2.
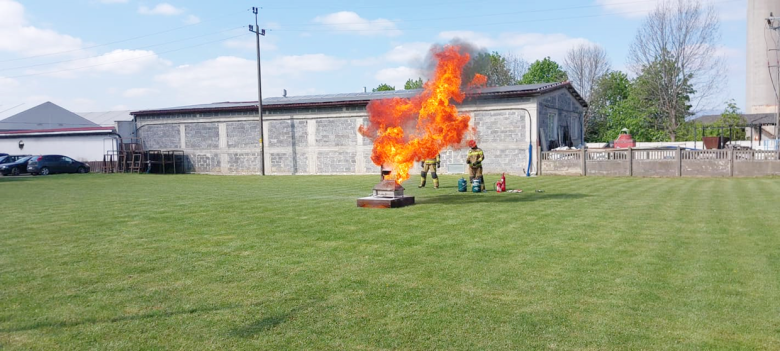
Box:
372 84 395 92
404 78 424 90
519 57 568 85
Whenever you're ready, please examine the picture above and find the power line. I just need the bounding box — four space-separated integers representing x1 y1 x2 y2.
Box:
270 0 741 33
274 0 679 26
0 26 245 73
6 33 251 79
0 9 250 64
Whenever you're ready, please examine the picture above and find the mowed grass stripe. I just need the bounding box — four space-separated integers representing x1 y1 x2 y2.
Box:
1 174 779 350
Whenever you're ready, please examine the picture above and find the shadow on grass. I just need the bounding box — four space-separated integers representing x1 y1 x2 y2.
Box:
0 176 34 182
417 192 589 205
0 304 241 333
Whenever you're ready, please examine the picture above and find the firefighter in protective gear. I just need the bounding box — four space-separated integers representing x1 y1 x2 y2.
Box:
466 140 485 192
419 154 441 189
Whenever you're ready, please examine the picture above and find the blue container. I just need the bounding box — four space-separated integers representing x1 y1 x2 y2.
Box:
458 178 468 192
472 179 482 193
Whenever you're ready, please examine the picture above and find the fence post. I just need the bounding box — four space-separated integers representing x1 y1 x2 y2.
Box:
676 146 681 177
628 147 633 177
729 148 734 177
581 148 587 176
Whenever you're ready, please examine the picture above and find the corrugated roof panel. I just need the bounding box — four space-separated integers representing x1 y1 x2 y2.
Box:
132 83 570 115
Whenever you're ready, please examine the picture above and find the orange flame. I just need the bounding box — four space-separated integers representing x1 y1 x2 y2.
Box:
359 45 484 184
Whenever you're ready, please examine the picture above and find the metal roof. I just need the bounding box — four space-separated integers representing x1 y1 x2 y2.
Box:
0 102 101 131
132 82 587 116
692 113 777 125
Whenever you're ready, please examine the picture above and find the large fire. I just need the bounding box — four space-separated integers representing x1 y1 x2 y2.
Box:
358 45 486 184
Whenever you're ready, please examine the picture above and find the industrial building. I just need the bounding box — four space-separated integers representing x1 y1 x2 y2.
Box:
0 102 118 161
131 82 587 175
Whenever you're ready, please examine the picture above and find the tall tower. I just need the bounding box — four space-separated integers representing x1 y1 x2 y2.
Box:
746 0 780 114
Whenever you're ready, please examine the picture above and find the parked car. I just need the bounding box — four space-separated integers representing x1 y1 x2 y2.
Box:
0 154 31 165
27 155 90 175
0 156 32 176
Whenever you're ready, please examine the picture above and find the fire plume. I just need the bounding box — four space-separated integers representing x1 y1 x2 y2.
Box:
359 45 484 184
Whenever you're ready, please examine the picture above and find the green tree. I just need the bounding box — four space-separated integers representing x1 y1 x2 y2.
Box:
712 99 746 140
463 51 517 87
404 78 424 90
519 57 567 84
372 83 395 92
632 57 695 141
587 71 667 143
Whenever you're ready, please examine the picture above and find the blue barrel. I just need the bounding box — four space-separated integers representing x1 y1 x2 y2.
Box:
458 178 468 192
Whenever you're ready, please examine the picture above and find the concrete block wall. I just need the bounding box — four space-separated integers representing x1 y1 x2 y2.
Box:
135 90 587 176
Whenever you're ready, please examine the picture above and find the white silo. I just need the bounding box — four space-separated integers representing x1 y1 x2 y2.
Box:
746 0 780 114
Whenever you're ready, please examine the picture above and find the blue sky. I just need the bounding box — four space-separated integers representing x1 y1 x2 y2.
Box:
0 0 746 119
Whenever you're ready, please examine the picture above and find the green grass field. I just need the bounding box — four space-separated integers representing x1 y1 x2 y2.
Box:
1 174 779 350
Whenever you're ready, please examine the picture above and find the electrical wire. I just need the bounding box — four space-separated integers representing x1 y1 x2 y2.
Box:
271 0 741 33
271 9 657 33
6 33 251 79
0 9 250 63
274 0 672 26
0 26 245 73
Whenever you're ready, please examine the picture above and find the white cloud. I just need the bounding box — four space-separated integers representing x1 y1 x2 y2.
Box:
501 33 592 62
266 54 346 76
438 30 594 63
69 98 99 112
183 15 200 24
36 49 171 78
0 76 19 93
597 0 747 21
123 88 159 98
111 104 130 110
385 42 430 64
313 11 401 37
155 54 345 102
374 66 422 89
224 36 277 51
0 0 83 56
138 3 184 16
438 31 498 49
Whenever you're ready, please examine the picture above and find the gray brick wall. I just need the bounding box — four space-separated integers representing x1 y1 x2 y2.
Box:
316 119 356 146
269 151 308 174
364 150 380 174
227 121 261 149
317 151 356 173
227 153 261 173
140 124 180 149
184 123 219 149
361 117 373 146
191 153 220 173
268 120 308 148
482 148 528 174
473 110 526 144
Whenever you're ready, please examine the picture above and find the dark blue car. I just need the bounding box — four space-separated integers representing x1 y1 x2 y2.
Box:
0 156 33 176
27 155 90 176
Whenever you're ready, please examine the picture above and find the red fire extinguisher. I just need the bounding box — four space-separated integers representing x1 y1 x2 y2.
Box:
496 173 506 193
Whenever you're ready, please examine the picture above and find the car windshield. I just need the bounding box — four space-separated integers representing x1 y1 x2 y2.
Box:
17 156 32 163
0 156 7 164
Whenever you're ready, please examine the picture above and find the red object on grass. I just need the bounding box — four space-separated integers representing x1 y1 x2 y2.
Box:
496 173 506 193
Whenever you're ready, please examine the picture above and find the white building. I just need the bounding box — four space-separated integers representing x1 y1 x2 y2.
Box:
0 102 118 161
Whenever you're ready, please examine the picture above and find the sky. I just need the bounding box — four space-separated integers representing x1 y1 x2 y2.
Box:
0 0 747 120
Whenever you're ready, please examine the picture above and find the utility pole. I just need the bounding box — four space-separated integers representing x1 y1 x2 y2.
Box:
769 14 780 148
249 7 266 175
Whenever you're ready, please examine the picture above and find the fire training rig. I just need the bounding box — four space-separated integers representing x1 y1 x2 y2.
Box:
356 167 415 208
